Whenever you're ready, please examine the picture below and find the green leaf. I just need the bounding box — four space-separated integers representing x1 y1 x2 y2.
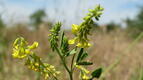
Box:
60 31 64 48
76 48 84 62
95 17 99 21
62 36 69 54
80 52 88 61
91 68 102 78
66 48 76 56
77 61 93 65
59 31 69 55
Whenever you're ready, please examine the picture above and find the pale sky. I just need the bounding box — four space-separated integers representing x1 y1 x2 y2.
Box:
0 0 143 28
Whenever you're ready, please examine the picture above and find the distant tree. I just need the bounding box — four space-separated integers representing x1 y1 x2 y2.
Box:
30 9 46 29
106 22 120 32
0 15 5 29
126 7 143 38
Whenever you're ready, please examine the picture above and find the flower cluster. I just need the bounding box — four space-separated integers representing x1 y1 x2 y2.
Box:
12 37 38 58
12 37 59 79
49 22 61 51
25 54 60 79
69 5 104 48
12 5 104 80
75 64 91 80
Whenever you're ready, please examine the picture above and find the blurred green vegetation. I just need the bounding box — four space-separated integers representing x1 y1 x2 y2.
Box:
30 9 46 29
130 67 143 80
125 7 143 38
106 22 120 33
0 15 5 29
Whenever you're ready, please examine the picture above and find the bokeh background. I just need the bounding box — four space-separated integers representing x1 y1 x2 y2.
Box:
0 0 143 80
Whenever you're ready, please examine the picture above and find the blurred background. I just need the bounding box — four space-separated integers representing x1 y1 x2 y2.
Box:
0 0 143 80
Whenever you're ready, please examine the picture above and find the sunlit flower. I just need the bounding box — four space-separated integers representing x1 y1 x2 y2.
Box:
72 24 80 35
75 64 91 80
12 48 27 58
28 42 38 49
82 74 91 80
68 38 77 45
76 42 91 48
12 37 38 59
25 58 60 79
68 39 75 44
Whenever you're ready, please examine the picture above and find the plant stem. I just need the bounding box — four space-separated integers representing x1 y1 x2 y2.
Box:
69 53 76 80
71 54 76 71
55 47 73 80
69 72 73 80
70 47 78 80
71 47 77 71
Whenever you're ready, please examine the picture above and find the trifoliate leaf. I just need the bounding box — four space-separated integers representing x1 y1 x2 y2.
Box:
91 67 102 78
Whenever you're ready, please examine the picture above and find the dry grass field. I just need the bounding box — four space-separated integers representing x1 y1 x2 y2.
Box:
0 26 143 80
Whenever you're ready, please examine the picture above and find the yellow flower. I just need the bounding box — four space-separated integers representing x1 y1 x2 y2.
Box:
76 43 82 47
82 74 90 80
68 37 92 48
72 24 79 35
28 42 38 49
68 39 75 44
12 37 39 59
44 74 49 79
75 65 90 74
35 63 39 66
75 64 91 80
68 38 77 44
25 49 31 54
76 42 91 48
12 48 27 58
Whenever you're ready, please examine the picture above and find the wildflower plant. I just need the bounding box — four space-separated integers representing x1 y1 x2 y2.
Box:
12 37 59 80
12 5 104 80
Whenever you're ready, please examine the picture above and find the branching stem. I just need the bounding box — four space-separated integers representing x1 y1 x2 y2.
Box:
55 47 73 80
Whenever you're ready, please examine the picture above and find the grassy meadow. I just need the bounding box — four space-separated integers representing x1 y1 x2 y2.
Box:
0 25 143 80
1 1 143 80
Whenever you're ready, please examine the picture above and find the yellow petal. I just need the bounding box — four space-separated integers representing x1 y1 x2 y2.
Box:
88 43 91 47
72 24 79 34
68 39 75 44
25 49 31 54
82 74 90 80
28 42 39 49
77 42 91 48
76 43 82 47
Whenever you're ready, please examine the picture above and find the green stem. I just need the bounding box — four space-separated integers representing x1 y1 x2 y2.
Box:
71 54 76 71
69 53 76 80
55 47 73 80
70 47 78 80
139 68 143 80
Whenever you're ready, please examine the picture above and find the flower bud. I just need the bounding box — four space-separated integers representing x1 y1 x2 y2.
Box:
28 42 38 49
